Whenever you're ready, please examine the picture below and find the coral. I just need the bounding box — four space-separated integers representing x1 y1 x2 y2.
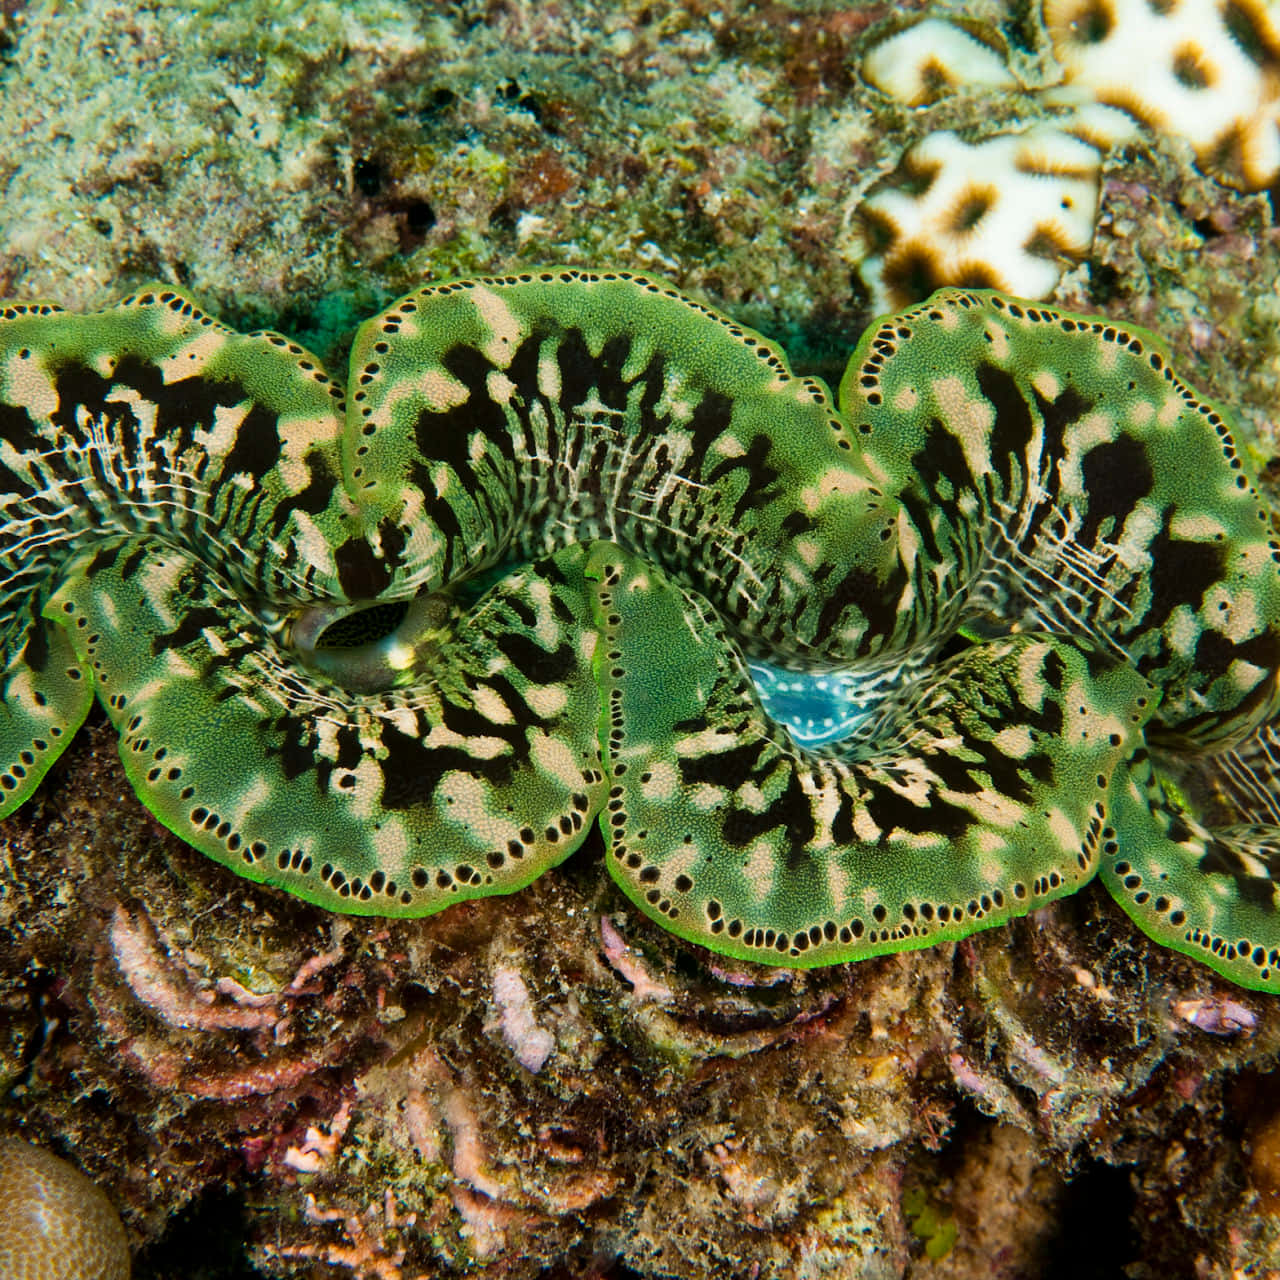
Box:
855 126 1102 311
6 740 1280 1276
490 966 555 1073
911 1125 1064 1278
0 1138 130 1280
2 273 1280 995
1044 0 1280 191
860 18 1018 107
0 0 872 363
855 0 1280 316
853 13 1146 311
852 3 1280 312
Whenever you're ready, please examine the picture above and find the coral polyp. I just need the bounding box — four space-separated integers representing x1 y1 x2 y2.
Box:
0 1138 130 1280
855 127 1104 313
860 17 1018 107
2 272 1280 988
1044 0 1280 190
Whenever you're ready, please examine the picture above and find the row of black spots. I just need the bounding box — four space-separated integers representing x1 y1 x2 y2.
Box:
1186 923 1279 973
1 302 63 318
785 909 876 955
641 879 680 918
853 330 901 405
154 291 197 319
736 924 792 954
1075 805 1108 872
490 796 591 872
1260 520 1279 560
1199 404 1239 459
712 906 870 949
901 897 960 928
333 866 402 906
544 803 587 847
186 804 249 857
1113 855 1180 916
1074 837 1096 874
416 860 489 895
864 329 901 363
362 867 410 903
829 412 857 449
991 291 1043 325
346 363 385 455
605 780 629 849
316 857 411 904
286 353 335 396
862 920 926 946
597 579 630 770
240 839 266 866
6 735 43 774
273 846 313 876
260 332 306 357
0 720 57 792
799 378 835 411
0 743 34 788
903 889 1009 929
1170 375 1201 409
319 859 359 901
1029 869 1065 896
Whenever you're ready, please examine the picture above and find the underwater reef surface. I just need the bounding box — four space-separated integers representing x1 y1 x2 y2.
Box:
4 0 1280 1277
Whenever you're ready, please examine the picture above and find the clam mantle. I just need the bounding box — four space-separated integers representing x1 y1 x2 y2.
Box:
2 271 1279 989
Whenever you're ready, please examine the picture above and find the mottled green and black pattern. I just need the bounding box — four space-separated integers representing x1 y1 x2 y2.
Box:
0 290 358 822
344 270 897 666
588 544 1155 965
839 292 1280 749
3 271 1280 991
0 287 605 911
